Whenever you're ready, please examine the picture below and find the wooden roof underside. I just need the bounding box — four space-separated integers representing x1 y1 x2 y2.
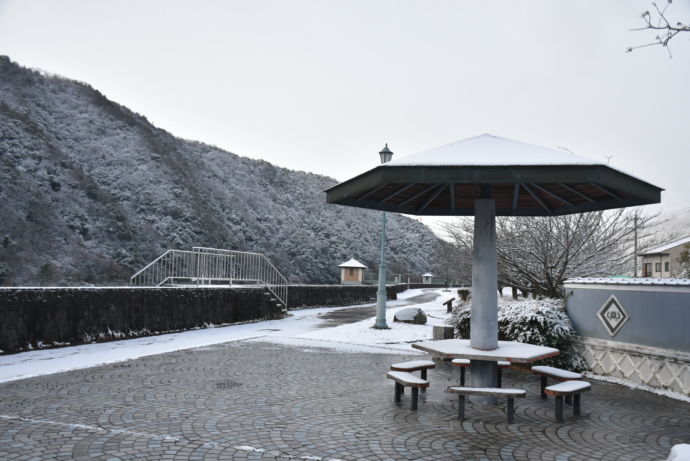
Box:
326 165 662 216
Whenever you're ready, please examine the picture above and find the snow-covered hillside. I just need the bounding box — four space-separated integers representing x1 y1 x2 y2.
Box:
0 56 442 285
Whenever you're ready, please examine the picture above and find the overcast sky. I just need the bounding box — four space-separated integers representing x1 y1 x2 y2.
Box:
1 0 688 228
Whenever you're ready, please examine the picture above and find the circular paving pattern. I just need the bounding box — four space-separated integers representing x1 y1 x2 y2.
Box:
0 339 688 460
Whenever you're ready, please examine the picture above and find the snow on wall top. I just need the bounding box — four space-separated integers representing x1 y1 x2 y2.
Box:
386 134 603 167
640 235 690 256
564 277 690 286
338 258 367 268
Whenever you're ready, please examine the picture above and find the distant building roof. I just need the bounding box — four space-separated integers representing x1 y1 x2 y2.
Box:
640 236 690 256
422 273 434 277
565 277 690 286
338 258 367 269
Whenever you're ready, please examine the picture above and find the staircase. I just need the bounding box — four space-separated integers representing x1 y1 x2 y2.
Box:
130 246 288 311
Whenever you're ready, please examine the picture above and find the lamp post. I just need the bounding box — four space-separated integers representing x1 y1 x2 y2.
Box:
374 144 393 329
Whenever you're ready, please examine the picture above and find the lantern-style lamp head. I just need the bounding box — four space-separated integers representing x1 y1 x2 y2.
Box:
379 143 393 164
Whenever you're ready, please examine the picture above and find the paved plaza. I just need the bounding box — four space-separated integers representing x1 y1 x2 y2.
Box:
0 339 688 461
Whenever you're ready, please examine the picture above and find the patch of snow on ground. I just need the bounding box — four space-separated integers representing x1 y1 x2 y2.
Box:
265 289 451 352
0 291 435 383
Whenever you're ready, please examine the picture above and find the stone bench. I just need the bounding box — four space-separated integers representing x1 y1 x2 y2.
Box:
447 386 526 423
531 365 582 401
544 380 591 422
390 360 435 378
386 371 429 410
391 360 435 393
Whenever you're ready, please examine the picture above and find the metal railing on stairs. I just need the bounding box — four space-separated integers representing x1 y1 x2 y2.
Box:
130 247 288 309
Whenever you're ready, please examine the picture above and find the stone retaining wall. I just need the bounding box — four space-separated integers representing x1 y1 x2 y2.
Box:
287 284 406 308
0 284 411 354
572 336 690 396
406 283 448 289
0 287 280 354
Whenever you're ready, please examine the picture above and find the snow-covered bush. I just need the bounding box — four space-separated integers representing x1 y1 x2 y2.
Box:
448 297 586 371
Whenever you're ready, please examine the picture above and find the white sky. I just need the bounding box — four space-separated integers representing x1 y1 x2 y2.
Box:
1 0 688 228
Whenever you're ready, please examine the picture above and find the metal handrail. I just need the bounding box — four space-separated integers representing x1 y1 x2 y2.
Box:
130 247 288 308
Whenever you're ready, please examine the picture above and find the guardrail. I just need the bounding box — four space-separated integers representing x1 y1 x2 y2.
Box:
130 247 288 308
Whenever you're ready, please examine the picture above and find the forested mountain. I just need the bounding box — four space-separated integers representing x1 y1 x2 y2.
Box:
0 56 442 286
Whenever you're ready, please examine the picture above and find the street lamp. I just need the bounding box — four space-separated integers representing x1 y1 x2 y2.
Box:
374 144 393 329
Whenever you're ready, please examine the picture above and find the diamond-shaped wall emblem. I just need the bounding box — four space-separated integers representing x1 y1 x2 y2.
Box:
597 295 629 336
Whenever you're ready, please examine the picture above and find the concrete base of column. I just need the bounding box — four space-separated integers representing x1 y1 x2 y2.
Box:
470 360 498 404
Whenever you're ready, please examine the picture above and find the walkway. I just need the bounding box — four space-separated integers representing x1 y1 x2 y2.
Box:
1 338 688 460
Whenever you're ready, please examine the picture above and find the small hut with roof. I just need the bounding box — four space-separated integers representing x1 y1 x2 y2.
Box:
338 258 367 285
422 272 434 284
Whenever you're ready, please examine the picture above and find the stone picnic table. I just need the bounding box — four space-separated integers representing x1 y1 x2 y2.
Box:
411 338 560 363
412 339 560 403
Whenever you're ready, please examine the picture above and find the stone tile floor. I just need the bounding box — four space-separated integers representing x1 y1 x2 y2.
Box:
0 339 688 460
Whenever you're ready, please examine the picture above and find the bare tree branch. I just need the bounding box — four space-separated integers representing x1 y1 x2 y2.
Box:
440 209 664 299
628 1 690 57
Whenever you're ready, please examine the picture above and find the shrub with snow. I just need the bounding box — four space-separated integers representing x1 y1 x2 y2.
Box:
448 297 586 371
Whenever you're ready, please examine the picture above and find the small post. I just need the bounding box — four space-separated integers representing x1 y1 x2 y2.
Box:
497 366 502 388
458 395 465 420
507 398 515 424
574 394 581 415
433 325 454 340
411 387 419 410
394 383 402 403
540 376 548 400
460 368 466 386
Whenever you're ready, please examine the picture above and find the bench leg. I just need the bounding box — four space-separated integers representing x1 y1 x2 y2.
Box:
394 383 402 403
507 397 515 424
411 387 419 410
573 393 581 416
565 395 572 406
497 367 502 388
555 396 564 423
458 395 465 420
460 368 466 387
421 369 427 393
540 376 548 400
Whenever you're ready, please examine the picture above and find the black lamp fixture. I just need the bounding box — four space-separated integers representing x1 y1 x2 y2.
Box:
379 143 393 164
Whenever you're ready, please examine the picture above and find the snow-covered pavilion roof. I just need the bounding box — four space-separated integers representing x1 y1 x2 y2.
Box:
388 134 600 167
422 273 434 277
326 133 663 217
640 236 690 256
338 258 367 269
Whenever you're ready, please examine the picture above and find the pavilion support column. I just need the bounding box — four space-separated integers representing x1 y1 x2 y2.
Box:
470 198 498 349
470 198 499 403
